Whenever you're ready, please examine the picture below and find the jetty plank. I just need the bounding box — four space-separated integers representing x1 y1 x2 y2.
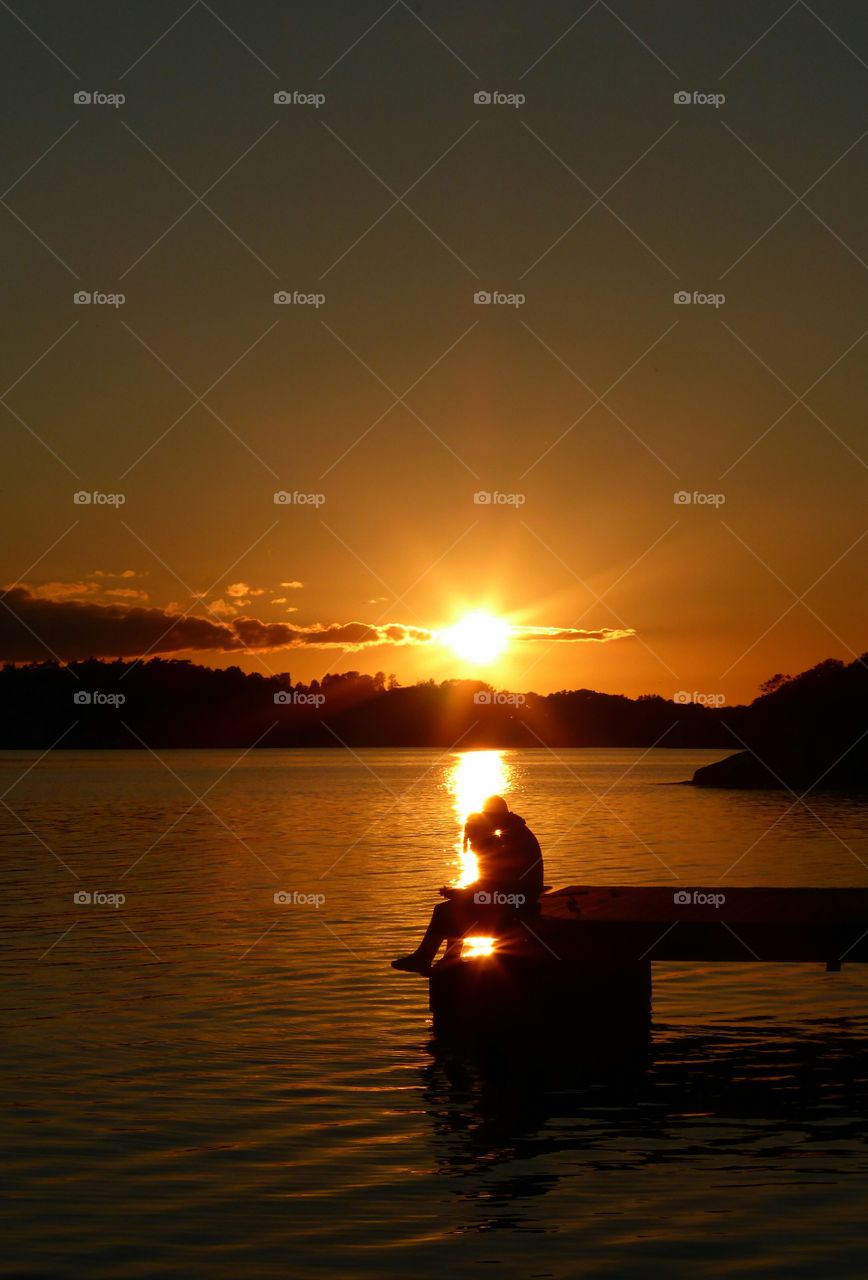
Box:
504 886 868 965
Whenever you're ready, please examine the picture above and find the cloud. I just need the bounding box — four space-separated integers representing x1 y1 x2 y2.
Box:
104 588 149 602
512 625 636 643
0 587 236 662
226 581 265 601
232 617 432 651
220 582 267 610
22 581 102 602
280 581 303 589
206 598 238 618
17 577 149 605
0 587 433 662
0 588 635 663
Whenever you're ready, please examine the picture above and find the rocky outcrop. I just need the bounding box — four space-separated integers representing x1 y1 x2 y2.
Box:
689 748 868 791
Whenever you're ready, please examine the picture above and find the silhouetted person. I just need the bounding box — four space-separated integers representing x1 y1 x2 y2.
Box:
482 794 544 900
392 795 545 975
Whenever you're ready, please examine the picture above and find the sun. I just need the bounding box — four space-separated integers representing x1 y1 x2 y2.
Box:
442 610 510 664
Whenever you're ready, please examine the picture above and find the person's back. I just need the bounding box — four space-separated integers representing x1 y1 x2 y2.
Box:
489 809 544 900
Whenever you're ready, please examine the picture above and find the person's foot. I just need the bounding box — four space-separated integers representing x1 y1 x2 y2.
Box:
391 953 432 976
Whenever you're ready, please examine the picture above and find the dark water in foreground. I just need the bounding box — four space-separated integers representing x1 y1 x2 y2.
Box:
3 748 868 1278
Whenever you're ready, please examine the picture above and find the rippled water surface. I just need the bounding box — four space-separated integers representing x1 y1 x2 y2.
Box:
4 748 868 1278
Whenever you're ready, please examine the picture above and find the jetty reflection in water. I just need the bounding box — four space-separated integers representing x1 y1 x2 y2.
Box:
421 1017 868 1228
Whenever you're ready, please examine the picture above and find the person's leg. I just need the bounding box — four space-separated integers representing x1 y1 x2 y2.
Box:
392 901 456 973
415 900 454 963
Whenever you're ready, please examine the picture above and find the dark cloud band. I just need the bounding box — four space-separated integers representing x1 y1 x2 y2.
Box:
0 587 633 662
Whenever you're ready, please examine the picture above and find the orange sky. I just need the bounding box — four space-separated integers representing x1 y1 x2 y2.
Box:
2 1 867 704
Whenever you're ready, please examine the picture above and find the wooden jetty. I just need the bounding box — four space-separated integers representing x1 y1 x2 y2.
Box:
428 886 868 1044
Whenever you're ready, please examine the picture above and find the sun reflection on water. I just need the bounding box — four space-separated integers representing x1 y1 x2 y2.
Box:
448 749 511 887
461 936 496 958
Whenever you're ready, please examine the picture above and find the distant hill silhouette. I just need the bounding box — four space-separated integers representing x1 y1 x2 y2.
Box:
1 655 866 784
689 657 868 791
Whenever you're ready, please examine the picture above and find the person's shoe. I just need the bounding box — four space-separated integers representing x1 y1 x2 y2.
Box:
391 953 432 976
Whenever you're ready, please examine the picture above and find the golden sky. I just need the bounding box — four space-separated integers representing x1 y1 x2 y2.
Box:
2 1 867 703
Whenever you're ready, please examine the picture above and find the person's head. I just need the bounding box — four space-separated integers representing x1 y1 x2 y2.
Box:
482 794 509 819
464 810 497 851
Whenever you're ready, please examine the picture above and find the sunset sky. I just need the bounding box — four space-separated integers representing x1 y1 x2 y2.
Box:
2 0 866 702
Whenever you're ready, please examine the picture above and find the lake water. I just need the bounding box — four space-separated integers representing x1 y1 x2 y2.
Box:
4 747 868 1278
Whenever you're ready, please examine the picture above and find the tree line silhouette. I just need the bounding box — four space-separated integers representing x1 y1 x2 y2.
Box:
1 653 866 765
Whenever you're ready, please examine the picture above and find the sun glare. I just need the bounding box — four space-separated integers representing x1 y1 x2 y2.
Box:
462 936 496 958
442 610 510 664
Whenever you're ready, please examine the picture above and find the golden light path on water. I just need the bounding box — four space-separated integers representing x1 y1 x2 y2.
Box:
447 750 512 958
